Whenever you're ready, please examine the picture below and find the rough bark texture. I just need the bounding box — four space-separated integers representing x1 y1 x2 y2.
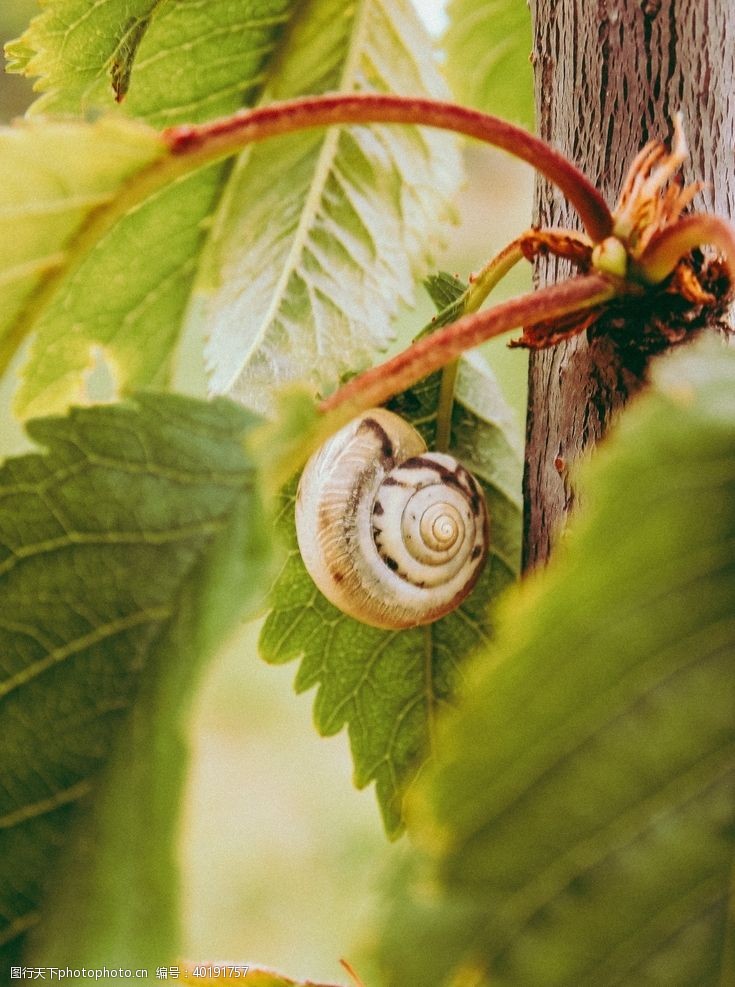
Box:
524 0 735 569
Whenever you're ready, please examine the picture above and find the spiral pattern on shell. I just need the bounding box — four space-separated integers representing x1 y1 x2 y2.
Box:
295 408 489 629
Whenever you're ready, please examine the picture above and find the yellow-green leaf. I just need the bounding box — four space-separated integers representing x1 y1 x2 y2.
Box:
0 116 165 406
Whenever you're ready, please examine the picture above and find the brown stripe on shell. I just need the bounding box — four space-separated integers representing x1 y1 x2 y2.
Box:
358 416 395 461
381 476 412 486
399 455 481 502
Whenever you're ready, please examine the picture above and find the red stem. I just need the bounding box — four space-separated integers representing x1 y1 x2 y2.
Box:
164 93 614 242
319 274 615 415
637 213 735 285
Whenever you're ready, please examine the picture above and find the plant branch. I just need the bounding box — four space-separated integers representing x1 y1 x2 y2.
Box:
434 360 459 452
320 274 616 419
434 239 527 451
635 214 735 286
164 93 614 242
467 238 527 308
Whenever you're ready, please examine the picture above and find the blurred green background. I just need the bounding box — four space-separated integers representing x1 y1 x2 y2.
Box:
0 3 532 981
0 0 34 121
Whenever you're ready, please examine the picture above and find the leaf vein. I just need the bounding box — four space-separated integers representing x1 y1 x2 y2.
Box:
0 778 93 831
0 605 172 702
133 18 290 72
0 909 40 949
0 520 225 579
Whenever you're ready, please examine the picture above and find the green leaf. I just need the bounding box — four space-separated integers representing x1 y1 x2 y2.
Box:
0 394 271 973
423 271 468 311
420 271 470 337
5 0 462 419
444 0 534 128
0 116 165 397
382 336 735 984
6 0 295 123
9 145 223 422
259 346 522 835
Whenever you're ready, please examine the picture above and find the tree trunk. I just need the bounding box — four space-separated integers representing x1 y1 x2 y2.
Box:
523 0 735 570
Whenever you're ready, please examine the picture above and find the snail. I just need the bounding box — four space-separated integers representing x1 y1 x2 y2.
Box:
295 408 489 629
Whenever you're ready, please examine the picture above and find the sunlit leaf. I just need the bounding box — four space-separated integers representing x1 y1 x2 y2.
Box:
0 116 165 412
5 0 298 420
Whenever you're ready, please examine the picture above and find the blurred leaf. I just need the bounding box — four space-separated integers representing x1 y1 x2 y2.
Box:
260 282 523 833
0 394 272 974
248 385 324 497
0 116 165 410
444 0 534 128
5 0 295 122
5 0 462 418
380 335 735 984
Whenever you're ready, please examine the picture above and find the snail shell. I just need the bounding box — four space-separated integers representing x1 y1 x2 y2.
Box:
295 408 489 629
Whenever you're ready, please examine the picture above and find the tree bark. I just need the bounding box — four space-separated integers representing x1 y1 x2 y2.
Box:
523 0 735 570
